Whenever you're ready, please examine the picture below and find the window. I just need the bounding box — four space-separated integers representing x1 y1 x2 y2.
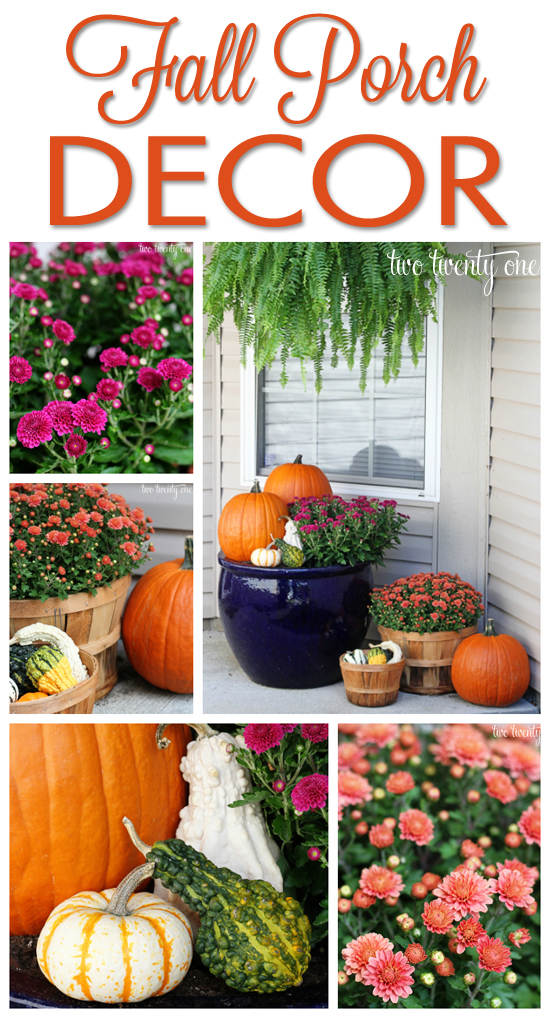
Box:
241 304 442 502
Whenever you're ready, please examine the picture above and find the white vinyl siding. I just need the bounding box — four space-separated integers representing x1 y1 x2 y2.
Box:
487 244 540 690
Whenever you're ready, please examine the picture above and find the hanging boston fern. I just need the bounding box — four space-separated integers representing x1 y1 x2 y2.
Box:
204 242 480 392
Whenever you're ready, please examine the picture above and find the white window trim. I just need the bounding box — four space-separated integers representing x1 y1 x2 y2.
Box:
241 288 443 503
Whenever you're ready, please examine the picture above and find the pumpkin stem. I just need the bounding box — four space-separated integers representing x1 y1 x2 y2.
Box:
180 536 193 571
106 861 155 917
123 816 153 858
483 618 498 637
189 722 217 739
156 723 170 749
250 480 262 492
293 455 303 464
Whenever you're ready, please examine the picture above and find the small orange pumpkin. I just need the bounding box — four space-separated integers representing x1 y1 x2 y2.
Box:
122 539 193 693
451 618 530 707
264 454 332 506
218 481 287 562
17 691 49 702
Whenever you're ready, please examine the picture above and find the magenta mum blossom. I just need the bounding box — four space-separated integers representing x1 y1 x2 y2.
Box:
301 723 329 744
137 367 164 392
291 773 329 812
17 410 53 448
96 378 123 402
44 400 76 436
72 399 108 434
99 347 129 371
64 434 88 458
157 357 193 381
131 325 157 348
9 356 32 384
52 319 76 345
243 723 285 754
137 285 158 300
12 282 39 300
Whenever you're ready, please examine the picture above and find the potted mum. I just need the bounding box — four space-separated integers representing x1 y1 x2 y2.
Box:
9 483 155 698
217 489 409 690
371 572 484 695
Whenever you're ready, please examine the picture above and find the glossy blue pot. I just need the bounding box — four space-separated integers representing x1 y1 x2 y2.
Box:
218 555 373 689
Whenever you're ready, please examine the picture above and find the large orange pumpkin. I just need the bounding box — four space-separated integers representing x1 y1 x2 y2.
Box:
10 722 190 934
122 539 193 693
218 481 287 562
264 454 333 506
451 618 530 707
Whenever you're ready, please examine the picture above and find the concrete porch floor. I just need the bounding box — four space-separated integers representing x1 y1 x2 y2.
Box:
91 642 193 714
203 630 539 716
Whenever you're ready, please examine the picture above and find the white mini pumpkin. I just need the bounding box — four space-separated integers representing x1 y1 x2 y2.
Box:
37 863 193 1004
250 546 282 567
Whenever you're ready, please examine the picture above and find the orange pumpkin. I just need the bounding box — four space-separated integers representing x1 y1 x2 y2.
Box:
122 539 193 693
17 691 49 701
218 481 287 562
264 454 333 506
10 722 190 934
451 618 530 707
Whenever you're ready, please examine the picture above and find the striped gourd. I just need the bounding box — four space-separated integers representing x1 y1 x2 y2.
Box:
124 818 311 994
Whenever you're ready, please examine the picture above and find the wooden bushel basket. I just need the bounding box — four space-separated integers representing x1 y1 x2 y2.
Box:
10 649 98 714
339 655 405 708
378 625 478 694
9 574 131 700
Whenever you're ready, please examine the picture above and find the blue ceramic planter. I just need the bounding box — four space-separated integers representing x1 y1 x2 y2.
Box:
218 554 373 689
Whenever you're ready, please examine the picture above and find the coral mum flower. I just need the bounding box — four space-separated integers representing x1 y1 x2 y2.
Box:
476 936 512 973
342 933 393 982
489 869 535 911
497 858 539 889
369 823 395 848
386 771 415 794
405 944 427 964
421 899 454 934
338 742 366 770
518 802 541 846
363 949 414 1004
509 928 531 947
433 869 494 920
498 741 540 781
435 957 455 977
399 809 434 846
455 916 485 953
338 770 373 807
483 770 518 804
431 724 490 769
360 865 404 900
355 724 399 748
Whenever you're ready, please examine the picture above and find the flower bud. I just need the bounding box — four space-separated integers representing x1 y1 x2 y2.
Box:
505 832 523 848
467 790 480 803
72 375 82 386
401 917 415 931
507 823 519 833
408 755 422 767
384 895 400 907
145 444 155 455
422 873 441 890
411 882 428 899
355 821 368 836
450 764 465 779
396 913 409 926
99 437 110 449
350 809 362 820
431 951 445 966
421 781 433 794
43 337 53 349
420 972 435 986
338 898 351 913
353 889 375 908
374 761 388 775
463 972 476 985
54 374 70 390
477 835 492 849
307 847 321 862
490 998 502 1008
504 972 517 985
387 855 401 870
60 357 69 367
484 864 498 878
340 885 352 898
373 788 386 801
338 971 349 985
383 817 397 829
438 810 450 822
169 379 183 393
112 399 122 409
43 371 53 381
427 787 441 802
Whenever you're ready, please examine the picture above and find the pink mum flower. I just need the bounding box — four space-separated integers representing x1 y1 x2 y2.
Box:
242 724 284 753
483 770 518 804
421 899 455 934
509 927 531 947
10 356 32 384
496 858 539 889
12 282 39 300
518 802 541 846
363 949 415 1004
369 824 394 849
137 285 158 300
72 399 108 435
355 724 399 748
157 357 193 380
359 865 404 901
44 401 75 436
96 378 123 402
342 933 393 982
398 809 434 846
455 916 485 953
338 770 373 808
137 367 164 392
489 868 536 911
386 771 415 795
99 347 129 370
64 435 88 458
431 724 490 769
16 409 53 448
497 741 540 781
433 868 494 920
338 742 366 770
52 319 76 345
291 773 328 812
131 324 157 348
301 723 328 744
476 936 512 973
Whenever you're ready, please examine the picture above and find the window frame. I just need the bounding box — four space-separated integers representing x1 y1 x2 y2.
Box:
240 288 443 503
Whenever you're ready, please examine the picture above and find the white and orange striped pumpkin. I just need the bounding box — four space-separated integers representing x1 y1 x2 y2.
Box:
36 863 193 1004
250 546 282 567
